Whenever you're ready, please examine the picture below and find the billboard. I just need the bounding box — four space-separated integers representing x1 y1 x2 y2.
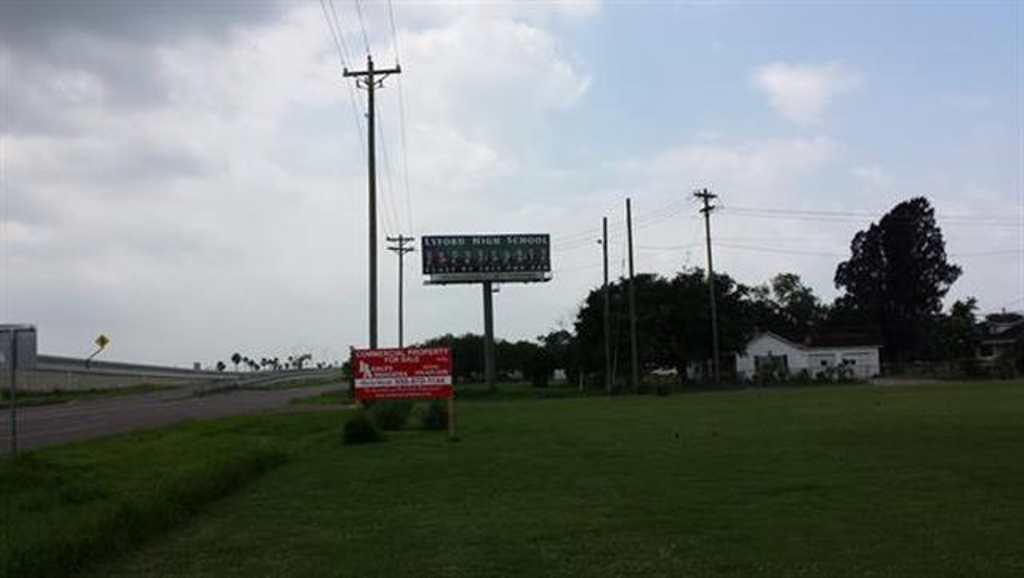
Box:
353 347 453 400
422 234 551 284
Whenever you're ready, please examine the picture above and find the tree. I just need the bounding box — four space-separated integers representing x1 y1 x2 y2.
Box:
835 197 961 361
231 352 242 372
293 353 312 370
420 333 484 382
747 273 826 340
539 329 578 383
573 268 757 384
216 361 226 372
927 298 980 370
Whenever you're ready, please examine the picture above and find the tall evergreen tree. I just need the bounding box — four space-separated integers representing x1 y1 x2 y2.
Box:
834 197 961 361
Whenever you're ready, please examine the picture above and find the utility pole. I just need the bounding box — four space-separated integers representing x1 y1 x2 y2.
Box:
344 55 401 349
694 188 720 384
8 328 18 455
483 282 497 391
387 235 415 348
602 217 612 395
626 198 639 393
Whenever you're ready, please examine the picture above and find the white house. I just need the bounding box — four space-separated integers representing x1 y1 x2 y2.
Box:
735 332 881 380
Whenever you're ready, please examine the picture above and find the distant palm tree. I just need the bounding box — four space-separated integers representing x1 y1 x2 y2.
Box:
231 352 242 372
216 361 226 372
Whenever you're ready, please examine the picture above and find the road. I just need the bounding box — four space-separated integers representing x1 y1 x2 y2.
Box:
0 383 345 452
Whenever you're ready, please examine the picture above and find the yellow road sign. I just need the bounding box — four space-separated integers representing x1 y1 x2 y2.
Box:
95 334 110 349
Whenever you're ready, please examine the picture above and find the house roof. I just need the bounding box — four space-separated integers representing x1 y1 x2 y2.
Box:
979 316 1024 344
750 331 881 351
805 332 883 348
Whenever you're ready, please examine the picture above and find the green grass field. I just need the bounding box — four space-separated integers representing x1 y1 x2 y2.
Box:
5 381 1024 578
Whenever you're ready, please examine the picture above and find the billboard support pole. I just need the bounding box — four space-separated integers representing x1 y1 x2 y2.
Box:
482 281 497 391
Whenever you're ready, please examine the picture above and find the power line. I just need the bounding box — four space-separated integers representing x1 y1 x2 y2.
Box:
713 242 1020 259
719 206 1021 227
716 242 846 258
375 106 402 235
320 0 368 158
386 0 401 64
352 0 372 55
386 0 414 235
552 198 689 245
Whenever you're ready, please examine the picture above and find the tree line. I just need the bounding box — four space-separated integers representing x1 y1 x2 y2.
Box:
415 197 1020 385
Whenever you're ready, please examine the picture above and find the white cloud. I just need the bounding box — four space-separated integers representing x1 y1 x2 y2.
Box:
851 165 894 192
2 3 593 364
753 62 862 125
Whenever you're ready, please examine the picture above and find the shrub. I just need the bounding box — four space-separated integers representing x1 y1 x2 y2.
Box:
368 400 413 430
343 410 382 444
420 400 449 431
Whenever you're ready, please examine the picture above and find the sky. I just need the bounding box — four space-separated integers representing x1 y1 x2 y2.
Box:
1 0 1022 367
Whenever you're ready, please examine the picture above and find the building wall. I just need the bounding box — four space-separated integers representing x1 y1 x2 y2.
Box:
804 347 880 379
737 334 881 380
736 334 809 378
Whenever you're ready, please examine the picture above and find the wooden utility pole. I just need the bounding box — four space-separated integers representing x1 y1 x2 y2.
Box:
8 328 18 455
387 235 415 347
626 198 639 392
344 55 401 349
694 188 720 384
602 217 612 395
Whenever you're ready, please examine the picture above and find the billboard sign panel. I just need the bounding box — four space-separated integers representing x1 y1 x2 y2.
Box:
422 234 551 284
353 347 453 400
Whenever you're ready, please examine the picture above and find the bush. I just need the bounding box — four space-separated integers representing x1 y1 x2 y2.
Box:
343 410 382 444
420 400 449 431
368 400 413 430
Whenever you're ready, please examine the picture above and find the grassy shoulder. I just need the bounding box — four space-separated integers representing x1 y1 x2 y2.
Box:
0 410 345 578
96 379 1024 578
0 383 179 409
293 380 594 406
241 372 345 391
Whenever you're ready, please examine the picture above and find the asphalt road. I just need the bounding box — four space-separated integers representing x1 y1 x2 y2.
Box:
0 384 344 452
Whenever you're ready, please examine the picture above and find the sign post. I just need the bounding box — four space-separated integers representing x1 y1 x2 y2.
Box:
85 334 110 368
421 234 552 391
2 324 38 455
352 347 456 438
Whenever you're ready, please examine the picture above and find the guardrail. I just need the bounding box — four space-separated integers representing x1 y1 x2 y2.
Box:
36 355 238 379
16 355 340 392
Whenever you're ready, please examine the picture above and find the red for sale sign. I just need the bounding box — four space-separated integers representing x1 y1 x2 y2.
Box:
352 347 453 400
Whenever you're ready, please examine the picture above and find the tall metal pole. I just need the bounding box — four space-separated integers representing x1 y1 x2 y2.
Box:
345 55 401 349
602 217 611 395
626 198 639 392
8 328 18 455
694 188 720 384
387 235 415 348
483 281 496 391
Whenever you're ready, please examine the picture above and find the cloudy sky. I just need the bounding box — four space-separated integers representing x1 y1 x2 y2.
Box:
2 1 1021 366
